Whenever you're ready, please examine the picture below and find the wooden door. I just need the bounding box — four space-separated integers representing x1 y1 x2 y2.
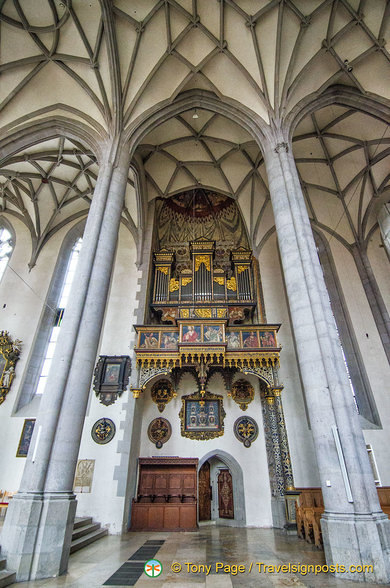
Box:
198 461 211 520
218 469 234 519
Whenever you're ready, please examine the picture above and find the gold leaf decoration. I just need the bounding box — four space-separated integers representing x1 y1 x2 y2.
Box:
169 278 179 292
226 277 237 291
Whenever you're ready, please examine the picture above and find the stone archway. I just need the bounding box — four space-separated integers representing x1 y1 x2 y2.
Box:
198 450 246 527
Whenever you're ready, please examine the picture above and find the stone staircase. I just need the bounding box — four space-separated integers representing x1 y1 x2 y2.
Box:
0 553 16 588
70 516 108 554
0 517 106 586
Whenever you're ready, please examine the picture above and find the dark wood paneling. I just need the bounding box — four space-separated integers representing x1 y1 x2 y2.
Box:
131 457 198 531
199 461 211 521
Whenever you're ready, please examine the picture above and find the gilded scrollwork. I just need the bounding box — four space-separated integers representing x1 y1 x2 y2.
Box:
169 278 180 292
226 276 237 291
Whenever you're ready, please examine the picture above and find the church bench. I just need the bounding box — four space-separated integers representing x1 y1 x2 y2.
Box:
0 491 15 517
295 487 390 549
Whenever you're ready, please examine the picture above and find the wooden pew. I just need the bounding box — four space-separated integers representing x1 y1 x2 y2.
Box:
295 487 390 550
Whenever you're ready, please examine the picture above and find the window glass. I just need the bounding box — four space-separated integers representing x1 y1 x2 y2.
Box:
36 238 82 395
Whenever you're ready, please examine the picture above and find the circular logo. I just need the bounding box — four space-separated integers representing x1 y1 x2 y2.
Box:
144 559 162 577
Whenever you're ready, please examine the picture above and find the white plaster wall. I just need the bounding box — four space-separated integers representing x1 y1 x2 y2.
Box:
74 226 140 533
0 217 84 491
138 372 273 528
258 232 320 488
329 237 390 486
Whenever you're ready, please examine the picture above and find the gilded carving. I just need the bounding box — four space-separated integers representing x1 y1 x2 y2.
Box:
169 278 180 292
195 308 212 319
234 416 259 447
194 255 211 272
231 379 254 410
157 266 169 275
181 277 193 287
213 277 225 286
151 378 175 412
236 265 249 274
226 276 237 291
148 417 172 448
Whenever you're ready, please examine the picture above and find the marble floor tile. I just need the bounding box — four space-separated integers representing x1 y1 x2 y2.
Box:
2 526 385 588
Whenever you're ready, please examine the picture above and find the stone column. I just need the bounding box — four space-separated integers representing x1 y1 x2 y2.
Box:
2 140 131 581
262 136 390 583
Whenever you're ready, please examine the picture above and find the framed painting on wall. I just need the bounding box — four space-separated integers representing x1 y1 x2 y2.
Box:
16 418 36 457
179 391 225 440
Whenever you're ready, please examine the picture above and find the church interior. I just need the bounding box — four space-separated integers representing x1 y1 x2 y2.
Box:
0 1 389 586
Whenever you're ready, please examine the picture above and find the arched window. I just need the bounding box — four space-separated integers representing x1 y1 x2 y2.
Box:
314 229 380 427
0 222 14 283
36 238 82 395
15 222 84 410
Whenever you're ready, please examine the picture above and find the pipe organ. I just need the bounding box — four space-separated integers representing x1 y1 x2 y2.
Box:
151 238 255 325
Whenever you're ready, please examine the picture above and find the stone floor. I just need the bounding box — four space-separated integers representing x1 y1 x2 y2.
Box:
2 525 385 588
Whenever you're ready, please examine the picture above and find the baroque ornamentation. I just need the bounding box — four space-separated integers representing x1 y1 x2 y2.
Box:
151 378 176 412
179 390 225 440
93 355 131 406
234 416 259 447
138 366 171 389
226 276 237 291
0 331 22 405
194 255 211 272
195 308 212 319
169 278 179 292
231 379 254 410
157 266 169 274
91 418 116 444
148 417 172 448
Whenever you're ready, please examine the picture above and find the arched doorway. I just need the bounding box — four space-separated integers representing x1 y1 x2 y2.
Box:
198 451 246 527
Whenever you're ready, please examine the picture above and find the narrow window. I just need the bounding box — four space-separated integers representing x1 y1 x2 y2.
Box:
36 238 82 395
0 226 13 282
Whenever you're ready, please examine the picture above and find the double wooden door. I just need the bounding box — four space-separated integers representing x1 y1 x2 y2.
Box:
198 462 234 520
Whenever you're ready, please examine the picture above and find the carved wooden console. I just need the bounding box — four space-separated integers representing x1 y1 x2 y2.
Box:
130 457 198 531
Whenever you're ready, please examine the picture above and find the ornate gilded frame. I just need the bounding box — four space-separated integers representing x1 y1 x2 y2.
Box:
179 390 226 440
93 355 131 406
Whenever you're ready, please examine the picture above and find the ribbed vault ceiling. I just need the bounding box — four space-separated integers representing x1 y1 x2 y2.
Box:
0 0 389 257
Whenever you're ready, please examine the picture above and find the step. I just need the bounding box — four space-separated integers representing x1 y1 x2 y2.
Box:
70 527 108 554
0 559 6 571
72 522 101 541
73 516 93 529
0 570 16 588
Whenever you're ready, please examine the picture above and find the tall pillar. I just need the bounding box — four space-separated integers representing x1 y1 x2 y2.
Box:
2 139 131 581
262 136 390 583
